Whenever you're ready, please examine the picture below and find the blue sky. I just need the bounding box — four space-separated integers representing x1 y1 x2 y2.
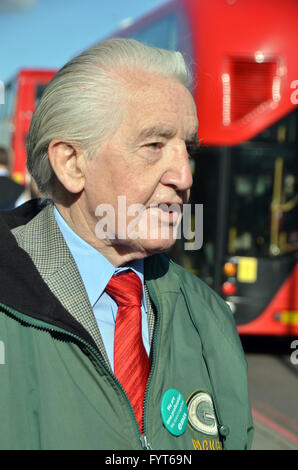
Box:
0 0 168 83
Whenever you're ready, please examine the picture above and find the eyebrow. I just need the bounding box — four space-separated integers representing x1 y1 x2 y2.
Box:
137 125 177 141
137 125 199 144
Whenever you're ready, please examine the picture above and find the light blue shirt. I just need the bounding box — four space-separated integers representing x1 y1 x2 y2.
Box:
54 206 149 371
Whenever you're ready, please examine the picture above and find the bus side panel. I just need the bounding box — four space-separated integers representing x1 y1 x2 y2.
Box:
237 263 298 336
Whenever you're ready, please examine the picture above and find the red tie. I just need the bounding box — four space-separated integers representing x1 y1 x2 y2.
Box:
105 270 150 433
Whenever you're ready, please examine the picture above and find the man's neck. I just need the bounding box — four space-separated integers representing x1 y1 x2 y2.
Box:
55 201 148 267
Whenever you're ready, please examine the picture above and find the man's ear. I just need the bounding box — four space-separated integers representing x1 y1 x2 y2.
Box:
48 139 86 194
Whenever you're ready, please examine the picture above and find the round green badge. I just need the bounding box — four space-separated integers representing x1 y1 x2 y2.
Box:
160 389 188 436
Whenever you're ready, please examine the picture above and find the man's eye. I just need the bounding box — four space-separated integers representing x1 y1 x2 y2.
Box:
147 142 163 150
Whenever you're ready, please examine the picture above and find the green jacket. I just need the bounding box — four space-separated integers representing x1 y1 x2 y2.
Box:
0 201 253 450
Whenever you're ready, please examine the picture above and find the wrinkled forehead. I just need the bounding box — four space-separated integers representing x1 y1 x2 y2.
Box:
122 76 198 137
127 75 195 108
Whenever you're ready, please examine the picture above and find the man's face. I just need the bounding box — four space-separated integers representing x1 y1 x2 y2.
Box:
82 74 198 260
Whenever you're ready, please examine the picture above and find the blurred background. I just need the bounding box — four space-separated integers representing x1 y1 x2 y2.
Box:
0 0 297 450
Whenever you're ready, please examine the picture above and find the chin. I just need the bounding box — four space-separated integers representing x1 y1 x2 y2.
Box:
139 236 178 256
116 219 181 258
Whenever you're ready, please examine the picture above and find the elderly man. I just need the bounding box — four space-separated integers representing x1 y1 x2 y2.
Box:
0 39 253 450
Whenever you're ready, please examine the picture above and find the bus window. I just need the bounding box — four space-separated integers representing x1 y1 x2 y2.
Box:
170 110 297 290
177 147 220 287
228 110 298 258
250 109 297 144
130 14 178 51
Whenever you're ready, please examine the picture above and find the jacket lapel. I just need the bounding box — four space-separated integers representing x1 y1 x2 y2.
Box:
11 202 158 369
12 202 112 368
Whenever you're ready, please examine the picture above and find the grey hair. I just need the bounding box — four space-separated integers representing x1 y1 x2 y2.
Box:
27 38 193 196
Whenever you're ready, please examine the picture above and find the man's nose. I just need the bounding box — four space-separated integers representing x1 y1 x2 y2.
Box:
160 144 193 192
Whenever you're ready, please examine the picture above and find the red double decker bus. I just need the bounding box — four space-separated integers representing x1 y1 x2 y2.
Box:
110 0 298 335
0 69 56 185
1 0 297 335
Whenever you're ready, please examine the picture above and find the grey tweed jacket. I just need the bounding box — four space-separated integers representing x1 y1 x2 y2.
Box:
11 202 156 371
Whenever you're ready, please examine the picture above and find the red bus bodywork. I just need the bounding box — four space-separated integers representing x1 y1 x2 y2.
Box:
112 0 297 145
10 69 56 184
183 0 297 145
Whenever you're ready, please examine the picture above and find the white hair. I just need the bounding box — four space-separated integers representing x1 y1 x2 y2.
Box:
27 38 193 196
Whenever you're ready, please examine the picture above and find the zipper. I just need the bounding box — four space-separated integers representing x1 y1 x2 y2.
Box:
141 281 162 450
0 302 146 449
140 434 152 450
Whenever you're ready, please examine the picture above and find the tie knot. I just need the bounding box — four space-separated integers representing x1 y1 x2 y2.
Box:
105 270 142 307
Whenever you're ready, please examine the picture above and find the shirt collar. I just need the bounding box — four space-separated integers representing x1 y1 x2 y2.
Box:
54 206 147 310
